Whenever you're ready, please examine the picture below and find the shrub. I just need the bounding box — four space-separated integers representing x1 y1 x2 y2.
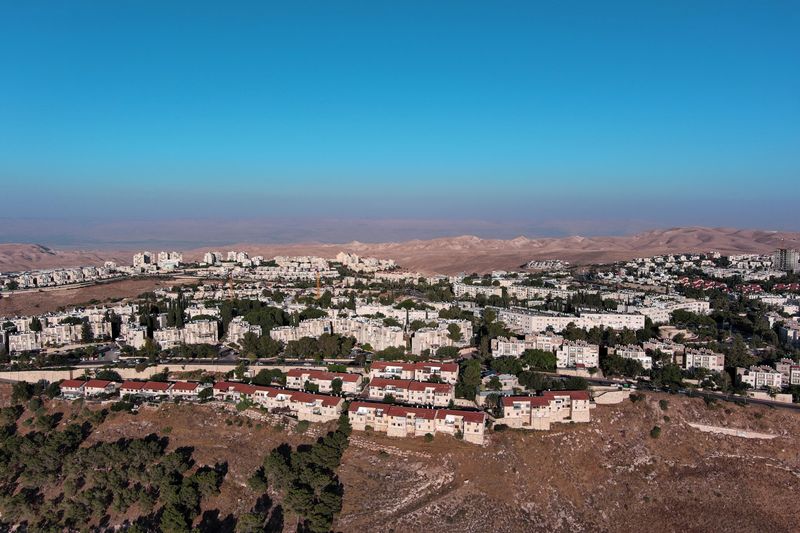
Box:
650 426 661 439
630 392 645 403
659 399 669 411
424 433 434 442
663 416 670 423
493 424 508 432
294 420 310 433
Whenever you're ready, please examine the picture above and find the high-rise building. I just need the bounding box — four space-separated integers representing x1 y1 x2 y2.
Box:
773 248 800 273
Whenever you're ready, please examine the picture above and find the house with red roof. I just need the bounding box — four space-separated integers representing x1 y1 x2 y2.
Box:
369 361 459 384
119 381 146 396
140 381 172 398
60 379 86 398
169 381 207 400
366 378 454 407
502 391 592 430
285 368 362 394
84 379 119 396
348 401 486 445
212 381 258 401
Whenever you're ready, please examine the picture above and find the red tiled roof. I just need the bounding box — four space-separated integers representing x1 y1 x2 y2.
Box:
213 381 256 394
348 401 388 414
60 379 85 389
142 381 171 391
287 368 360 382
501 396 550 407
436 409 486 424
407 381 453 393
418 362 458 373
288 390 342 407
84 379 113 389
387 405 437 420
170 381 199 391
543 390 590 401
120 381 146 390
368 377 413 389
371 361 458 373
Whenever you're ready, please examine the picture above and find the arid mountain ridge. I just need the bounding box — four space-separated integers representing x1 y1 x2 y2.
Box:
1 227 799 275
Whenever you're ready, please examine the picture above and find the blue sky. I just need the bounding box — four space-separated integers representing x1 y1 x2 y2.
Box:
1 1 798 242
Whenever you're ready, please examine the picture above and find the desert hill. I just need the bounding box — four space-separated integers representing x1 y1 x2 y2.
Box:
1 227 799 275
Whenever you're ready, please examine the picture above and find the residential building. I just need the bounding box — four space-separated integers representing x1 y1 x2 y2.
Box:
347 402 486 445
775 358 800 386
490 332 564 357
285 369 361 394
773 248 800 273
369 361 459 384
84 379 118 396
555 341 600 369
225 316 262 344
612 344 653 370
683 348 725 373
366 378 454 407
410 320 473 355
737 366 783 389
60 379 86 398
501 391 592 430
8 331 42 352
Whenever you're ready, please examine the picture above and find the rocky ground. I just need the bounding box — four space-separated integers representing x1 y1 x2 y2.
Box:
336 393 800 532
3 389 799 532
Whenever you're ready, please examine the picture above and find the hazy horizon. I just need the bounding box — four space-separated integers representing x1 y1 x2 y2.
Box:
1 2 798 243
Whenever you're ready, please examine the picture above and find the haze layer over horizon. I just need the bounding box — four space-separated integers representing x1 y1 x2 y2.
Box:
1 1 798 241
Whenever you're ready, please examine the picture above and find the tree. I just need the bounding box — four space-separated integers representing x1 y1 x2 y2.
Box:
447 323 463 342
198 387 213 402
331 378 343 395
486 376 502 391
521 349 556 372
29 317 43 332
382 394 396 404
11 381 34 403
435 346 460 359
94 369 122 382
456 360 482 400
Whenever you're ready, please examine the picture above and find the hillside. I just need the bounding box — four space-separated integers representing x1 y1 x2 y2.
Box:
2 227 799 274
1 386 798 532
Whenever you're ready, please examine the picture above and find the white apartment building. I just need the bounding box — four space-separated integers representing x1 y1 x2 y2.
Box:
613 344 653 370
366 378 455 407
8 331 42 352
555 341 600 369
775 358 800 386
737 365 784 389
41 324 82 346
120 324 148 349
410 320 472 355
495 307 645 335
285 369 361 394
184 319 219 344
452 282 503 299
225 316 263 344
501 391 592 430
270 318 332 344
347 402 486 445
369 361 459 384
491 332 565 357
683 348 725 373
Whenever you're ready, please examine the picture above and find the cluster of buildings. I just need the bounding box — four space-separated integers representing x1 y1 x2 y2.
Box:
1 264 121 291
132 251 184 271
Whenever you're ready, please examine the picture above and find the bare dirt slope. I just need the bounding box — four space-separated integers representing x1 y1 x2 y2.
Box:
2 227 799 274
336 393 800 532
205 227 800 273
7 393 800 532
0 277 189 317
0 244 130 272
